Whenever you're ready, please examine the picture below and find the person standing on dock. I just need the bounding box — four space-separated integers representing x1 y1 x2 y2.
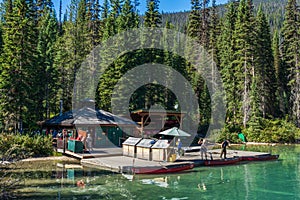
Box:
176 138 182 157
220 139 230 159
86 133 93 152
198 138 208 160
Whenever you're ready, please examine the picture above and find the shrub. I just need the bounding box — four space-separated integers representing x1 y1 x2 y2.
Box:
216 119 300 143
0 133 54 198
243 118 300 143
0 133 53 158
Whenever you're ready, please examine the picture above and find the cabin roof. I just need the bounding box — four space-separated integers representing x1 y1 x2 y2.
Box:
43 107 137 126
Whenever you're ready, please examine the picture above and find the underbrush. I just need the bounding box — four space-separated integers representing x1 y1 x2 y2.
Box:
217 118 300 143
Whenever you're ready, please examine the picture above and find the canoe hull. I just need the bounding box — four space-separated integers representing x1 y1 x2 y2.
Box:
124 163 194 174
239 154 279 161
204 158 240 166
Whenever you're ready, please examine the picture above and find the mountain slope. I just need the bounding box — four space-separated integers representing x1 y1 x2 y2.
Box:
161 0 299 33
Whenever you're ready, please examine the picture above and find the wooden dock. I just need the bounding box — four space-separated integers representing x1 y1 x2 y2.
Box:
178 149 274 166
62 147 123 159
181 149 272 161
80 148 278 174
81 156 193 174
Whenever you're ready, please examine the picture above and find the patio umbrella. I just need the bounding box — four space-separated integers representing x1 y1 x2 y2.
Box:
159 127 191 137
159 127 191 159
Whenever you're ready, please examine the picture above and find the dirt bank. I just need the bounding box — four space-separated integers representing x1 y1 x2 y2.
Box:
21 156 78 162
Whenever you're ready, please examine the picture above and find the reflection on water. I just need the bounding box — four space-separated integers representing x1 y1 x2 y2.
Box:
8 145 300 199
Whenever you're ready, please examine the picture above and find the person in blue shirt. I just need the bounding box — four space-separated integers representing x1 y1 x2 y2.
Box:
176 138 182 156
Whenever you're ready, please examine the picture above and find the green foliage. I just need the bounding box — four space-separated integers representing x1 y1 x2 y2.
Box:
0 0 38 131
217 123 242 143
281 0 300 126
243 118 300 143
218 118 300 143
187 0 201 39
144 0 162 28
254 4 277 118
0 133 53 158
218 1 239 125
0 132 53 199
0 0 300 144
37 9 58 120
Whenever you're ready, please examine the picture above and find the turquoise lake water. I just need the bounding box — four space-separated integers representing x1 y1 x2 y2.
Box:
12 145 300 199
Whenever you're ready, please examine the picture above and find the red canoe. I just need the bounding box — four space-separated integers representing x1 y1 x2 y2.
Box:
204 157 240 166
124 162 194 174
239 154 279 161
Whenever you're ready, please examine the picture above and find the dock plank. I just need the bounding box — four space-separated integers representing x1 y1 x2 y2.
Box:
64 147 123 159
79 148 278 174
81 156 192 173
182 149 270 159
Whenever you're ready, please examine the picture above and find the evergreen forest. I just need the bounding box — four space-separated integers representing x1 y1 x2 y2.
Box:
0 0 300 143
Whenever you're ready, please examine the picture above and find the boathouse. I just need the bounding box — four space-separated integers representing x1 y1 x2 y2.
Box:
130 109 186 138
41 106 138 148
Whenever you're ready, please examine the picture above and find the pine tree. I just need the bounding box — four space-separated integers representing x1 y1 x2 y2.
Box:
108 0 141 112
281 0 300 126
144 0 161 28
91 0 102 46
208 0 223 128
187 0 201 39
53 26 74 114
102 0 109 19
208 0 219 64
248 75 262 133
103 0 122 40
254 5 277 118
208 0 220 87
141 0 162 109
59 0 62 31
162 21 177 110
97 0 122 111
217 1 238 126
233 0 255 128
0 22 3 54
73 0 95 105
53 0 80 113
273 29 288 116
187 0 215 127
0 0 38 131
36 9 58 119
118 0 139 31
200 0 210 48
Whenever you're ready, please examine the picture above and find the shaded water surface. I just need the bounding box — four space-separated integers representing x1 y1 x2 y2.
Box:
11 145 300 199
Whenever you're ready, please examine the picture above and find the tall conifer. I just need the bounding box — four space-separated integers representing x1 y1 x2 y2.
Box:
37 9 58 119
254 5 277 118
0 0 38 131
281 0 300 126
187 0 201 39
144 0 161 28
217 1 238 126
273 29 288 116
233 0 255 128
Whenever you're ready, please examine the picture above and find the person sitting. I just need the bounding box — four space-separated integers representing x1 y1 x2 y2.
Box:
77 179 85 188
